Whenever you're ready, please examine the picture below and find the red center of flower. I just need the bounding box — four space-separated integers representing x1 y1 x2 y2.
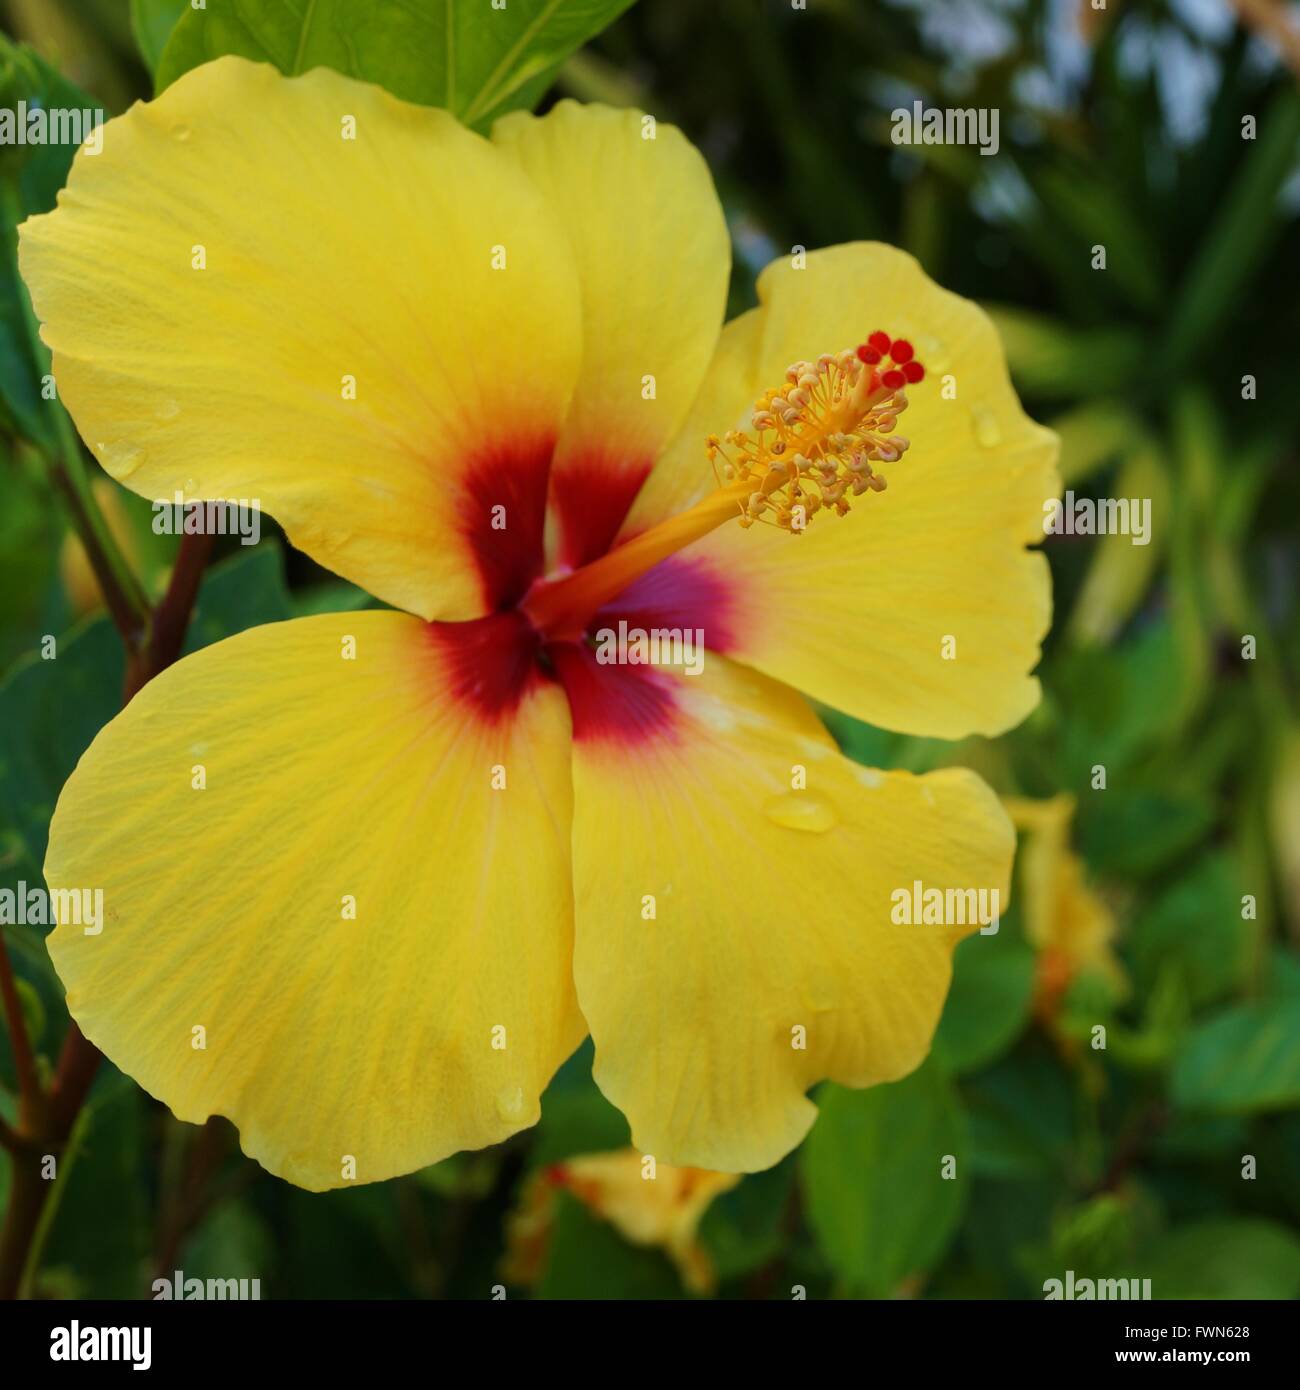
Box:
433 330 925 743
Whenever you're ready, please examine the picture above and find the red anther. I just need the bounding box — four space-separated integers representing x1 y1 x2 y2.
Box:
889 339 914 363
856 344 882 364
881 369 906 389
867 330 892 354
544 1164 569 1188
902 361 925 383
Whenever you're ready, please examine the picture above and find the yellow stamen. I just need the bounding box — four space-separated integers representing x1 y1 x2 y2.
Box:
710 347 912 532
521 345 918 639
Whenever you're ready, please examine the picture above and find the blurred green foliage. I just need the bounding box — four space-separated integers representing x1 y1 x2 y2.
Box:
1 0 1299 1299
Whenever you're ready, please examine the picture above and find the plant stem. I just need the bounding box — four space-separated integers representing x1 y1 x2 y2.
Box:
45 447 149 651
17 1104 91 1300
0 1145 46 1298
125 531 215 700
0 934 45 1133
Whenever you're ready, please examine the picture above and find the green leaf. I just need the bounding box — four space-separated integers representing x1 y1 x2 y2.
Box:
39 1077 151 1297
1065 444 1169 647
1050 400 1146 488
276 1185 409 1297
1264 945 1300 1003
0 38 98 449
1138 1220 1300 1300
956 1176 1056 1296
535 1189 684 1299
801 1059 967 1294
530 1073 630 1169
1056 618 1205 783
130 0 192 73
156 0 638 132
934 913 1035 1076
699 1159 794 1284
12 972 47 1051
962 1049 1077 1181
181 543 292 654
0 616 123 864
0 835 62 1009
980 305 1143 400
0 543 291 863
1034 164 1165 315
1129 854 1249 1009
1160 88 1300 375
1048 1190 1159 1279
412 1151 496 1199
0 446 63 673
181 1199 273 1283
1076 788 1215 878
1172 998 1300 1116
291 578 382 617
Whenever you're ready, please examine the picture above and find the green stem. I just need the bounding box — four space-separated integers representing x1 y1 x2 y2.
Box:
51 406 152 630
17 1104 91 1300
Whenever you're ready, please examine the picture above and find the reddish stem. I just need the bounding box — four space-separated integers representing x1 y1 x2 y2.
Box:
0 936 45 1134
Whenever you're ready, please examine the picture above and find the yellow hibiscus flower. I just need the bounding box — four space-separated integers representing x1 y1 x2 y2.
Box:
503 1149 739 1295
19 57 1057 1191
1004 794 1125 1017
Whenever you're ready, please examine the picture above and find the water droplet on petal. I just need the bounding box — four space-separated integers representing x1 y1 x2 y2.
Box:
156 398 180 420
496 1086 525 1121
171 124 191 142
100 442 145 478
971 406 1001 447
918 334 949 373
763 792 838 834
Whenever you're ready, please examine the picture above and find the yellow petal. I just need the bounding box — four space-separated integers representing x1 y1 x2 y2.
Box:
622 305 764 536
20 57 583 619
627 243 1059 738
1005 793 1079 952
503 1148 737 1294
493 100 729 567
563 653 1013 1171
44 612 584 1190
1006 794 1124 1000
